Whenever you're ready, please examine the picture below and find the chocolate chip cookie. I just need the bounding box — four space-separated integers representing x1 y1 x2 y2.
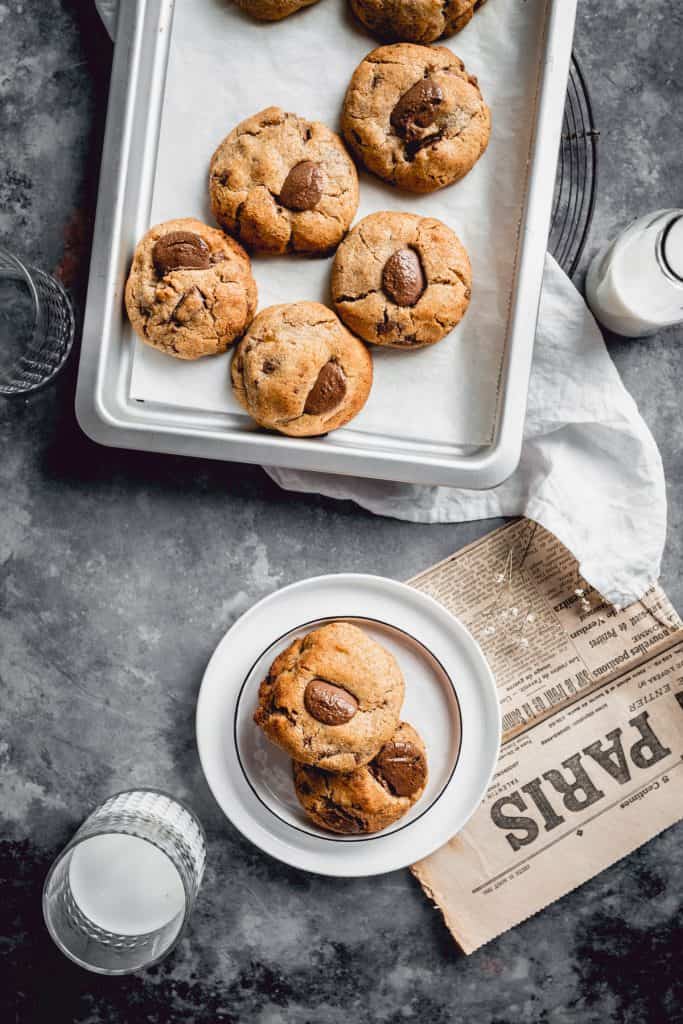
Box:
210 108 359 255
254 622 405 772
342 44 491 193
235 0 319 20
332 211 471 348
231 302 373 436
349 0 486 44
293 722 428 834
124 218 257 359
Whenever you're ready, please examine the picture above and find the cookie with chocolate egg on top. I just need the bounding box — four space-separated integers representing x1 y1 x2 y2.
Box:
253 622 404 772
231 302 373 437
332 211 472 349
293 721 429 834
124 218 257 360
342 43 490 193
210 107 359 255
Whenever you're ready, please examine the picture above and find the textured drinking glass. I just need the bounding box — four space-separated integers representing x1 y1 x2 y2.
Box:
43 790 206 975
0 248 75 395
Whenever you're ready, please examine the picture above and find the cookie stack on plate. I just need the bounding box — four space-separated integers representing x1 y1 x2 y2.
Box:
253 621 429 834
124 0 490 438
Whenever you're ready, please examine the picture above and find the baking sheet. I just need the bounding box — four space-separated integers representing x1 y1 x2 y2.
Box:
130 0 546 446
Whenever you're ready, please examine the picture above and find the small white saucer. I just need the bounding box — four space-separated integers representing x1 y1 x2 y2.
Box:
196 574 500 877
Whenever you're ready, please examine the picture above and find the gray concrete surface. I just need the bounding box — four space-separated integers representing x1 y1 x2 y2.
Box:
0 1 681 1021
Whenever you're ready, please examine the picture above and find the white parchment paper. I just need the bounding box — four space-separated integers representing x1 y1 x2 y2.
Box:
130 0 547 446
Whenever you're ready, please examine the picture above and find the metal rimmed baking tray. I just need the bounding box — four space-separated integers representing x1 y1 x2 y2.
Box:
76 0 577 488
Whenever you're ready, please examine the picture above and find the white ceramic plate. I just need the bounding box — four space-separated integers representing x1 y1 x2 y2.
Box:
196 574 500 877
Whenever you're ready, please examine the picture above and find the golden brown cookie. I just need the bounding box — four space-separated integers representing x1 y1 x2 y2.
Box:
293 722 428 834
210 107 359 255
231 302 373 436
349 0 486 44
342 43 491 193
235 0 319 20
254 622 405 772
332 211 471 348
124 218 257 360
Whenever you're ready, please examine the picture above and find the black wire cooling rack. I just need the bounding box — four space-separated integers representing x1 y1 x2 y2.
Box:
549 54 600 278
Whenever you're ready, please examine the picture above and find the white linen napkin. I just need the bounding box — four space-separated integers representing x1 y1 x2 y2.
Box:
97 3 666 609
267 256 667 609
266 256 667 606
96 0 117 34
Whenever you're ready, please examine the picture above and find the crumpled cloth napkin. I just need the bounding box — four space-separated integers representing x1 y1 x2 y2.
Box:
268 256 666 608
97 2 666 609
96 0 117 34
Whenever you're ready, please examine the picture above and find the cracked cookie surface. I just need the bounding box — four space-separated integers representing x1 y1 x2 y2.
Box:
231 302 373 436
124 218 257 359
342 43 490 193
254 622 404 772
332 211 471 348
235 0 320 20
293 721 428 833
349 0 486 44
210 107 359 255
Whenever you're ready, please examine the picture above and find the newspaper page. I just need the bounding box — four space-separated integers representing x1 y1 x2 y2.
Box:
409 519 683 953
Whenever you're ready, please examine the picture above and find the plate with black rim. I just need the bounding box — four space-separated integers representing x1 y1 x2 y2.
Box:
196 573 500 877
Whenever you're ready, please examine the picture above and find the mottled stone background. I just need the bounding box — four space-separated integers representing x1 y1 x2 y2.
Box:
1 2 681 1021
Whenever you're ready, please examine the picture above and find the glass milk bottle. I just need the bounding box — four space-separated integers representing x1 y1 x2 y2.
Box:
586 210 683 337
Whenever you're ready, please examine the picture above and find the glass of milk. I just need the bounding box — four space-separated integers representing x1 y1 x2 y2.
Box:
585 209 683 337
43 790 206 974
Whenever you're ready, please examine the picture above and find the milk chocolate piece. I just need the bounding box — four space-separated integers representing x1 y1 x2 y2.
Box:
374 739 427 797
153 231 210 275
390 78 444 142
320 805 366 834
382 248 426 306
280 161 325 211
304 680 358 725
304 362 347 415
